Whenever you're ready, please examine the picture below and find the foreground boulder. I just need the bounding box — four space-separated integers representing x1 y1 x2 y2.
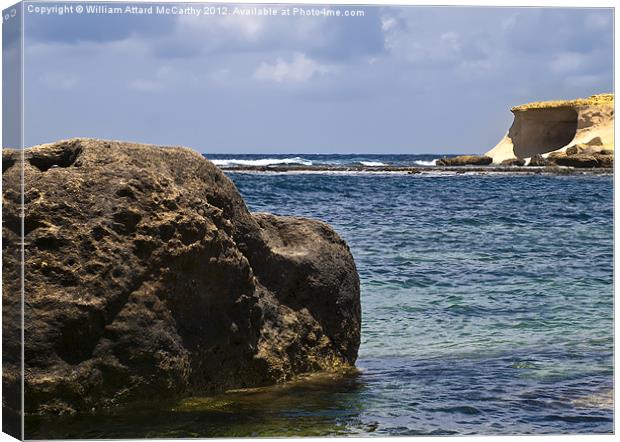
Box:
2 139 361 415
436 155 493 166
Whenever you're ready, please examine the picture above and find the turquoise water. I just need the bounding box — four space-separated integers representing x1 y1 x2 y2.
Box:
229 171 613 435
27 169 613 437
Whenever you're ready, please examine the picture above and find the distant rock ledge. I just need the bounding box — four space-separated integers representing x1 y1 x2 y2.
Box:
485 93 614 166
2 138 361 415
436 155 492 166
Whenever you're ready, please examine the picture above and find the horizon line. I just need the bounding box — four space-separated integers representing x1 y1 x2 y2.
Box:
199 152 474 155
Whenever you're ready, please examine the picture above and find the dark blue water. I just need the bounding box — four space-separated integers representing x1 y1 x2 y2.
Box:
28 168 613 438
225 171 613 435
205 153 444 167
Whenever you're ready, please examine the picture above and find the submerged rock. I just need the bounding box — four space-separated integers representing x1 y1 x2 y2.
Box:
2 139 361 415
436 155 493 166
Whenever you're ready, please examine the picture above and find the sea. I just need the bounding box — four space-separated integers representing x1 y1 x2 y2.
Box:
27 154 613 438
206 153 441 168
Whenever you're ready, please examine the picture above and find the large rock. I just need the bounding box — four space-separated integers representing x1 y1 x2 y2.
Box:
2 139 361 415
436 155 492 166
485 94 614 165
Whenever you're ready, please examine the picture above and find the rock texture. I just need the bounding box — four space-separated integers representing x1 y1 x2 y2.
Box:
485 94 614 166
2 139 361 416
2 149 23 437
527 154 549 167
550 150 613 168
500 158 526 167
436 155 493 166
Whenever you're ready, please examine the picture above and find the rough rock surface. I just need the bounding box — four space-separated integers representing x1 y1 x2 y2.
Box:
2 139 361 415
436 155 493 166
485 94 614 165
552 152 613 168
500 158 526 167
537 147 614 168
2 150 23 437
527 154 549 167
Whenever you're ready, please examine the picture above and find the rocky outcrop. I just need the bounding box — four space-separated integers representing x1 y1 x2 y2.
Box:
527 154 549 167
485 94 614 166
436 155 493 166
525 145 614 169
2 139 361 416
549 150 613 168
500 158 525 167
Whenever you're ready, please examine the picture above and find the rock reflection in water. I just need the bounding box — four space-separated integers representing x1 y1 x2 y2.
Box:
26 369 370 439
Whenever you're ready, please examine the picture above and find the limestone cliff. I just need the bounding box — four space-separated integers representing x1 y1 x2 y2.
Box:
485 94 614 165
2 139 361 415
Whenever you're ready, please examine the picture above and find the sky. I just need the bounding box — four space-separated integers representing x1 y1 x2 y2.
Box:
15 2 614 154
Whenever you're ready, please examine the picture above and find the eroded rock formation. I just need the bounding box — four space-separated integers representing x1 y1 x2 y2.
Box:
2 139 361 415
485 94 614 166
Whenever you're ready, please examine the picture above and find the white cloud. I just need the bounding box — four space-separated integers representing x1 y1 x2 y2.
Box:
178 14 266 42
174 13 330 54
381 16 398 32
254 53 336 83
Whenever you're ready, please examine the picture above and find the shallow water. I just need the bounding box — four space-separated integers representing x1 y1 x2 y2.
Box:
27 171 613 437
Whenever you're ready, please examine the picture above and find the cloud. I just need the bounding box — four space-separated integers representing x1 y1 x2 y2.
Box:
21 6 613 154
24 2 173 44
157 6 385 61
504 8 613 54
178 13 267 43
379 9 495 70
254 53 336 83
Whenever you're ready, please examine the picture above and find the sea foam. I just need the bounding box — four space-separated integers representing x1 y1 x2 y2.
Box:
413 159 438 166
358 161 387 166
211 157 313 167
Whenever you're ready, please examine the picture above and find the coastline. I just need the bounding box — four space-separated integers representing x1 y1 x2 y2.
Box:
218 164 613 175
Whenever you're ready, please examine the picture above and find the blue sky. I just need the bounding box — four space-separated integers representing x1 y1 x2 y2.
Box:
20 3 613 154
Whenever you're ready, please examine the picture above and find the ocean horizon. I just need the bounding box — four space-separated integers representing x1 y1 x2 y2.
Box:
203 153 455 168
